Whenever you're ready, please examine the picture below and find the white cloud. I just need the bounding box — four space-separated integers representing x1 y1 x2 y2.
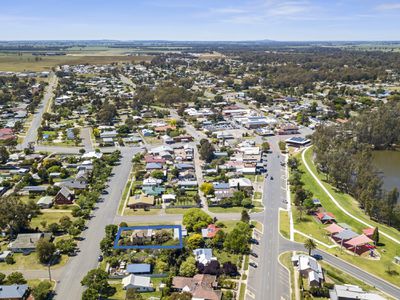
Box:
377 3 400 10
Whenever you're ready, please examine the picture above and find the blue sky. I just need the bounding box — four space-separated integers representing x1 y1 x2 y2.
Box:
1 0 400 41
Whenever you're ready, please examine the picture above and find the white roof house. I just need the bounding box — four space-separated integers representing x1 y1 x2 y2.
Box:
193 248 217 265
82 151 103 159
122 274 153 291
329 284 385 300
229 178 252 189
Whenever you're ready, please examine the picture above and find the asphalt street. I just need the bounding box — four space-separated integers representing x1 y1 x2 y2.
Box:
18 73 58 150
54 146 141 300
246 137 290 300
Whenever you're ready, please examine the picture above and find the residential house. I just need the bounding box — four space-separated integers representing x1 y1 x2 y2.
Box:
228 178 252 190
122 274 154 292
292 254 324 287
0 284 30 300
127 194 155 209
0 128 16 141
8 233 45 254
201 224 221 239
329 284 385 300
126 263 151 275
177 181 198 190
172 274 221 300
36 196 54 209
142 186 165 197
193 248 217 265
54 186 74 205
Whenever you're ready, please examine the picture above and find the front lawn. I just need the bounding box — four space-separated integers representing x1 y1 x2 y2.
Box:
30 211 74 231
208 206 245 213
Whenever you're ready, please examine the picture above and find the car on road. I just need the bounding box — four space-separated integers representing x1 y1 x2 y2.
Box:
312 254 323 260
101 190 109 195
98 255 103 262
250 252 258 258
249 262 258 268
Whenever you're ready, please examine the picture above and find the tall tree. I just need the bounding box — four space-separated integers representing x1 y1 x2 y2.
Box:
304 238 317 256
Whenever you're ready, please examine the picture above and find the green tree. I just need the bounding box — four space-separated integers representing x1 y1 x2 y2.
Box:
168 292 192 300
36 239 56 264
371 227 379 245
6 272 26 284
186 233 204 250
0 146 9 164
82 288 99 300
304 238 317 256
81 269 114 296
151 170 164 180
261 142 270 152
199 139 215 163
200 182 214 196
223 222 251 254
241 209 250 223
182 208 212 232
179 256 197 277
56 238 76 254
126 288 144 300
32 281 52 300
0 272 5 284
59 215 72 231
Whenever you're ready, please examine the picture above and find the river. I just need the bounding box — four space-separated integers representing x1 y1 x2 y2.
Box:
373 151 400 197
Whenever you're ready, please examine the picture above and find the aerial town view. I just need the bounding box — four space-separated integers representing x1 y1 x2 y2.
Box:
0 1 400 300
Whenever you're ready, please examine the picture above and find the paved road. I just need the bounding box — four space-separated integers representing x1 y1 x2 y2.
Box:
55 146 142 300
120 74 136 89
246 138 290 300
18 73 58 150
80 127 94 152
246 130 400 300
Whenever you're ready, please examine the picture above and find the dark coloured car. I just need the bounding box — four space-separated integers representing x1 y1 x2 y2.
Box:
249 262 258 268
312 254 323 260
250 238 259 245
98 255 103 262
250 252 258 258
101 190 109 195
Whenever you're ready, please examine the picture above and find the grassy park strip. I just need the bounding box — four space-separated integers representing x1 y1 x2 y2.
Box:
279 210 290 239
278 252 296 300
292 147 400 286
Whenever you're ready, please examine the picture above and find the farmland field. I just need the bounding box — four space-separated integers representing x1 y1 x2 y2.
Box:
0 52 153 72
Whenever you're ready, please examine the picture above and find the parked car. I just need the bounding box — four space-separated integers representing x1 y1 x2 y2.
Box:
250 238 259 245
250 252 258 258
249 262 258 268
98 255 103 262
101 190 109 195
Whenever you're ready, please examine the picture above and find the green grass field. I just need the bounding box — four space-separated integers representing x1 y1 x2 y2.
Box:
0 52 153 72
208 206 244 213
